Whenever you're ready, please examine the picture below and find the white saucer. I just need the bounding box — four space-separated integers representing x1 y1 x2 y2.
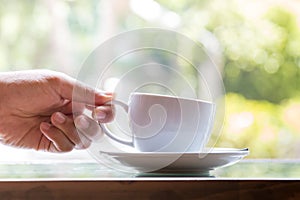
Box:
99 148 249 174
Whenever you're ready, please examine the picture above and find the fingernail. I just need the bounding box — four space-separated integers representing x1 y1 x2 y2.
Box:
96 110 106 120
98 90 113 95
54 112 66 124
41 122 51 130
77 116 89 129
103 92 113 96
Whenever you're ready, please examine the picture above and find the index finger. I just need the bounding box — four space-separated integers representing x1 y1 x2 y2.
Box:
57 74 113 106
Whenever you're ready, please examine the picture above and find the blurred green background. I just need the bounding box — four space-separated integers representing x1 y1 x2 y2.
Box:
0 0 300 159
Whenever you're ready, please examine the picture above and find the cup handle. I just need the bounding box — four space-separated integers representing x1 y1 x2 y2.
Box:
98 100 134 147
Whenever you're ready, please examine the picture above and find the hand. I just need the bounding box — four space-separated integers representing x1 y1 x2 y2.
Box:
45 110 107 153
0 70 113 153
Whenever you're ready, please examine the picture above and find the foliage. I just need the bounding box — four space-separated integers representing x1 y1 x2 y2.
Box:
220 7 300 103
157 0 300 103
218 93 300 158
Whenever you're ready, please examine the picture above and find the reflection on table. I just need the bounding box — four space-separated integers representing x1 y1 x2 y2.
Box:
0 159 300 178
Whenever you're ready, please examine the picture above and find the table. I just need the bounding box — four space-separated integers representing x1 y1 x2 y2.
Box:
0 159 300 199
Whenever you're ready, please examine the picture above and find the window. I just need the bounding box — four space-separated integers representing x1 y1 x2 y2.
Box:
1 0 299 161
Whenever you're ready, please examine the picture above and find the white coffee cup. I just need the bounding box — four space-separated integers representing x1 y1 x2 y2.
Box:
100 92 215 152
